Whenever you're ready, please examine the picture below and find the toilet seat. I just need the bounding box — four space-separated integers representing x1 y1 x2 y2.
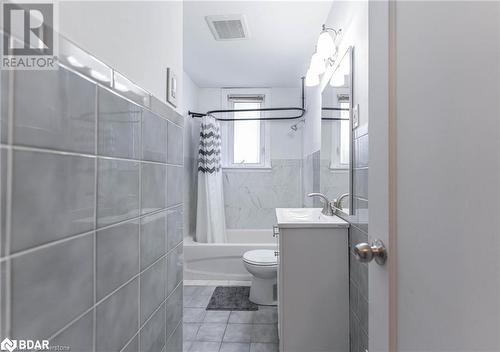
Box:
243 249 277 266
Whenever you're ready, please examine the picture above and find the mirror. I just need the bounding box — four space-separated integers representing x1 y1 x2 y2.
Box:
320 46 352 215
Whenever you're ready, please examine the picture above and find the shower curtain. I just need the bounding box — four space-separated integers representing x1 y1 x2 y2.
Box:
195 115 227 243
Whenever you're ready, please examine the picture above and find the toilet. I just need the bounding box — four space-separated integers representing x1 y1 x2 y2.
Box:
243 249 278 305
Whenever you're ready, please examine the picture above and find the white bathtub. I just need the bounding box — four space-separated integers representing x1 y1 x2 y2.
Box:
184 229 277 281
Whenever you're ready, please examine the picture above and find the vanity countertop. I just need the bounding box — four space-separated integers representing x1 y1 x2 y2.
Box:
275 208 349 229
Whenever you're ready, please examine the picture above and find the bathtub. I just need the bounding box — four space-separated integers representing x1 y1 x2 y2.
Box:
184 229 277 281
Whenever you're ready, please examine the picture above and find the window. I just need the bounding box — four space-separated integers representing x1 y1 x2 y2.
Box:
330 100 350 169
232 101 262 164
222 89 271 169
339 102 350 165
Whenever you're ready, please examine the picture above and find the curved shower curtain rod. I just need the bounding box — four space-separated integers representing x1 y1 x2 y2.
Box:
187 77 349 121
188 107 348 121
188 107 306 121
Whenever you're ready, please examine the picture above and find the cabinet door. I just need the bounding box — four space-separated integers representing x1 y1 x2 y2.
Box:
279 227 349 352
273 225 281 340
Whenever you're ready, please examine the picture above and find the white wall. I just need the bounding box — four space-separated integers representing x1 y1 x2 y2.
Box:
268 88 304 160
324 0 369 134
395 1 500 350
182 72 200 160
182 72 200 237
302 86 322 156
59 1 183 112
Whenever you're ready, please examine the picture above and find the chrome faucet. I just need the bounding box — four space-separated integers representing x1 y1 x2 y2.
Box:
307 193 334 216
332 193 349 211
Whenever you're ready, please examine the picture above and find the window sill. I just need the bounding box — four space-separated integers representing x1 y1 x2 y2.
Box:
222 166 272 172
328 167 349 172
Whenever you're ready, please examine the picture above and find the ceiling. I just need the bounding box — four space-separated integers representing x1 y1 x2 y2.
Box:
183 1 332 88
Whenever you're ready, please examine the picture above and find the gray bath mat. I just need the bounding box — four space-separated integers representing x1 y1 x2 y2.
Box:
206 286 259 311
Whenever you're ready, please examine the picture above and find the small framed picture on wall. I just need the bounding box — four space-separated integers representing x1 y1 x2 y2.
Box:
167 67 177 107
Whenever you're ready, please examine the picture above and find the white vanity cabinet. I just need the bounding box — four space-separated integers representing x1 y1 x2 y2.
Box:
275 208 349 352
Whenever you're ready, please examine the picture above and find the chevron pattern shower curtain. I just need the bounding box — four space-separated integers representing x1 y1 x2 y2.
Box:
195 115 227 243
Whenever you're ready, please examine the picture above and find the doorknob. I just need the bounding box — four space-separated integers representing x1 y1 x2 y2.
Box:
354 240 387 265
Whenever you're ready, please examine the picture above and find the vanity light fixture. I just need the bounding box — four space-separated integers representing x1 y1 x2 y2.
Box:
305 24 342 87
305 68 320 87
329 46 350 87
309 52 326 75
317 24 340 59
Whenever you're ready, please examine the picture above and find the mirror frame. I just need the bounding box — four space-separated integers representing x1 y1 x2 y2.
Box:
320 46 354 216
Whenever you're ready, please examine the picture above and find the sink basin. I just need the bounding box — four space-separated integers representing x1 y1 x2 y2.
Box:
275 208 349 228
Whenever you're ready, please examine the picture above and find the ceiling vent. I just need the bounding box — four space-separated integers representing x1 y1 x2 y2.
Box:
205 15 249 41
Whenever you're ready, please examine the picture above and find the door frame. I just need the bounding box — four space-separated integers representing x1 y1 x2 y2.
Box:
367 1 398 351
388 1 398 350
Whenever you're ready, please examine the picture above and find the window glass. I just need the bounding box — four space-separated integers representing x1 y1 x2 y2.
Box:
233 101 261 164
339 102 350 165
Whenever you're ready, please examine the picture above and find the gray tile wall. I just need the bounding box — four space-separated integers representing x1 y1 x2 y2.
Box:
345 129 369 352
0 64 184 352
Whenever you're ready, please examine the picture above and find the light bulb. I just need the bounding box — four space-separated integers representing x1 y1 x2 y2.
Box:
305 68 319 87
329 72 345 87
309 52 326 75
316 31 335 59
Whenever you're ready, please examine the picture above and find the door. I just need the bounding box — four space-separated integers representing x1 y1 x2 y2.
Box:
383 1 500 351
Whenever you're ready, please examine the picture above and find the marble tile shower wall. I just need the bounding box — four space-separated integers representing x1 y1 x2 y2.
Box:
0 66 184 352
223 159 302 229
348 129 369 352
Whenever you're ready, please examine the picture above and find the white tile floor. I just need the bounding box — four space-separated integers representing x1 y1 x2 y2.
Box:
183 283 278 352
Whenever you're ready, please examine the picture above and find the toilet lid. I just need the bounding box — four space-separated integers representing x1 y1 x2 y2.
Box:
243 249 277 266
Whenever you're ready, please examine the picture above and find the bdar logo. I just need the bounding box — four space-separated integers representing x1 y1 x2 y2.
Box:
0 338 17 352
